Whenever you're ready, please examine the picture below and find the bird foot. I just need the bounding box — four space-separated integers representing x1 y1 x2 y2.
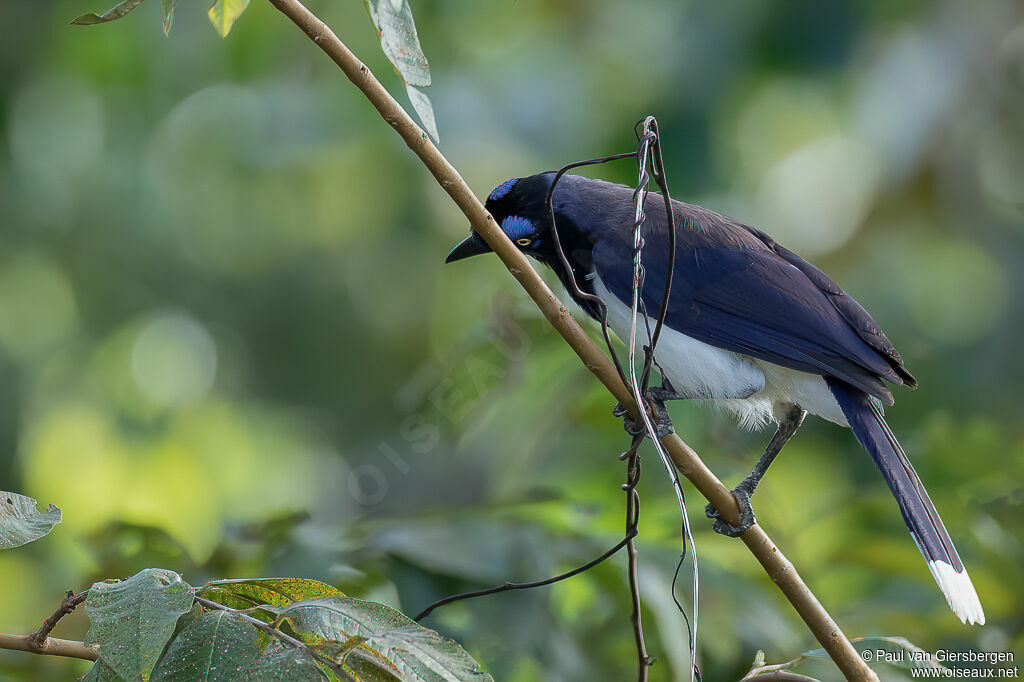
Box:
612 385 684 439
705 484 756 537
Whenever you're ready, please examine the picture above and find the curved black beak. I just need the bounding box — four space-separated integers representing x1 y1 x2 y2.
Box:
445 232 492 264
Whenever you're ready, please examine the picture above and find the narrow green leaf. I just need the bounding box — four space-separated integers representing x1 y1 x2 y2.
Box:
207 0 250 38
803 636 946 672
161 0 178 35
84 569 196 682
363 0 439 142
363 0 431 87
277 597 492 682
199 577 346 613
71 0 148 26
0 491 61 550
237 641 328 681
150 610 259 681
406 84 439 143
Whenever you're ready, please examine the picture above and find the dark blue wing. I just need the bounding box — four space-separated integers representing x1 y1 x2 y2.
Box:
591 202 914 404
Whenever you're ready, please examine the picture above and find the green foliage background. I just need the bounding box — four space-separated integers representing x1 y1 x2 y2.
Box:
1 0 1022 679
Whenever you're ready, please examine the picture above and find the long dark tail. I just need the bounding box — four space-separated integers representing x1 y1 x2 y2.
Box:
827 379 984 625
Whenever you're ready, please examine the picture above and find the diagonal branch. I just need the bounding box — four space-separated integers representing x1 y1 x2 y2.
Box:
263 1 878 679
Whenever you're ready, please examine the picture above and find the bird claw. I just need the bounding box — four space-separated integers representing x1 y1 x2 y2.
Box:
613 402 647 436
705 484 756 537
612 388 677 439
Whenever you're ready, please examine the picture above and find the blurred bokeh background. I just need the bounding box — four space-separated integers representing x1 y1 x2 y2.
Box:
1 0 1022 680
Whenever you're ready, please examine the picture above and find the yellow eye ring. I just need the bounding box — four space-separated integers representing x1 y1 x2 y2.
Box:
516 238 531 246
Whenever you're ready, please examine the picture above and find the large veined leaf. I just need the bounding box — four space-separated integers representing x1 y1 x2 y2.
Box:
199 577 346 613
366 627 485 682
237 641 328 681
312 638 402 681
0 491 61 550
150 610 259 680
336 644 403 682
277 597 493 682
208 0 250 38
81 659 124 681
80 659 122 679
363 0 439 142
85 569 196 682
71 0 148 25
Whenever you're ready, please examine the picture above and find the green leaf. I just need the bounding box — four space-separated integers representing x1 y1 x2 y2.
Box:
150 610 259 681
804 636 946 672
277 597 493 682
363 0 431 87
364 0 438 142
406 85 439 144
71 0 148 26
161 0 178 35
313 639 402 681
84 569 196 682
199 578 346 613
207 0 250 38
81 659 125 682
0 491 61 550
237 641 328 681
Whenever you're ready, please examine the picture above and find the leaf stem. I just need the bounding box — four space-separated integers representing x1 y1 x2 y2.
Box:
193 595 355 681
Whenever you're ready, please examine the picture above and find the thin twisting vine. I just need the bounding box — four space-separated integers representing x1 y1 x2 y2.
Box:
415 119 702 682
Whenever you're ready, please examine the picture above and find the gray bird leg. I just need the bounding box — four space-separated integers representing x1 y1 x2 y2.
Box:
612 378 693 439
706 403 806 537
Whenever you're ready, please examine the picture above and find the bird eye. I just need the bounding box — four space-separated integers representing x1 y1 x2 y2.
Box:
516 238 531 246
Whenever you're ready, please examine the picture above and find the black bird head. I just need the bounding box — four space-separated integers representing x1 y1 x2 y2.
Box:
445 172 615 317
445 174 556 264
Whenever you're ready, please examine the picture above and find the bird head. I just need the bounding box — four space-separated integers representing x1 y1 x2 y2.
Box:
445 174 555 264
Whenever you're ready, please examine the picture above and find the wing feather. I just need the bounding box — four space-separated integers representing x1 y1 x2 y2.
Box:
590 199 914 403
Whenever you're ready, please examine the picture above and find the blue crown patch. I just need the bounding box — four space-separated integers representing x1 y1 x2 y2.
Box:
502 215 534 240
488 178 518 202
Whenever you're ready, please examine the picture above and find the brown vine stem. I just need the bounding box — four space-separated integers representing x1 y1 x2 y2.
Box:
28 590 87 648
263 0 878 679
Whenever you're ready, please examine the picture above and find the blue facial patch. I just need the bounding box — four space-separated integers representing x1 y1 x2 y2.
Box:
502 215 534 240
488 178 518 202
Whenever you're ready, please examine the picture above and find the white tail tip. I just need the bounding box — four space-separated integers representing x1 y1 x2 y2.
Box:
928 560 985 625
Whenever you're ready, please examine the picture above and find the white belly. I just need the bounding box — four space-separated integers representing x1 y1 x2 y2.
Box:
593 276 848 429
